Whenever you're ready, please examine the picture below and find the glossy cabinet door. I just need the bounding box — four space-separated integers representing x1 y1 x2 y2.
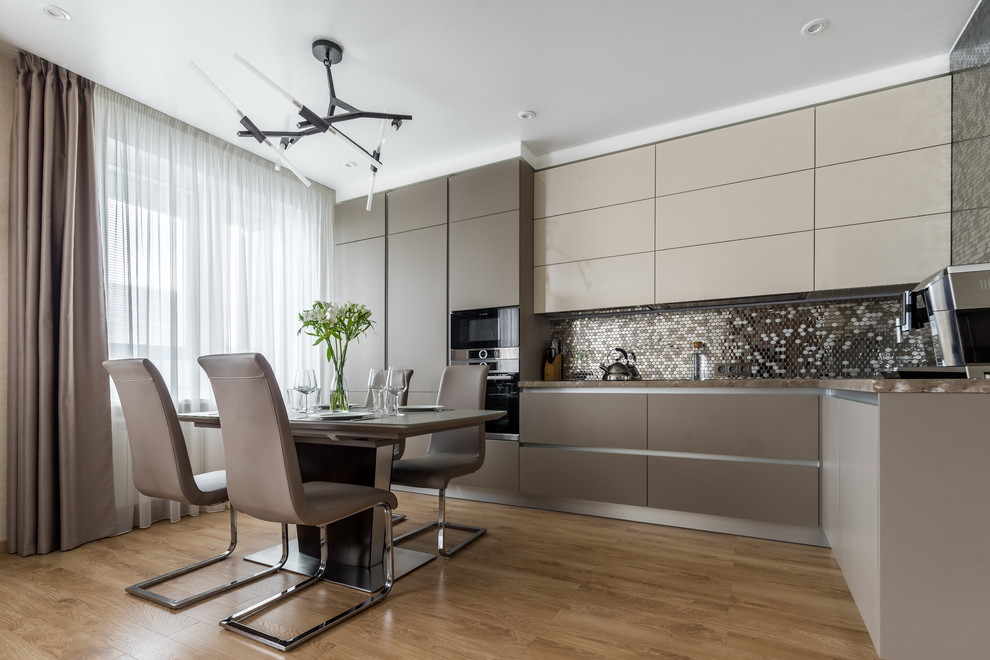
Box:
815 76 951 166
387 224 447 396
534 146 655 219
449 211 519 310
520 391 648 449
386 177 447 234
655 109 814 195
656 232 814 303
535 252 654 313
535 199 653 266
334 194 385 244
815 145 951 229
332 237 386 402
449 159 520 222
656 170 813 249
814 214 950 290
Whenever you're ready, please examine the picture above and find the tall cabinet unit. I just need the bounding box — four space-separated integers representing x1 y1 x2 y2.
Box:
386 178 449 404
332 194 386 403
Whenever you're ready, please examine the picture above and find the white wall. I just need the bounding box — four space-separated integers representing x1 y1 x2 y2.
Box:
0 53 15 543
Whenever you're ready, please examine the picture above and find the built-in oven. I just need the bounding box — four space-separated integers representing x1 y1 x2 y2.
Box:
450 306 520 436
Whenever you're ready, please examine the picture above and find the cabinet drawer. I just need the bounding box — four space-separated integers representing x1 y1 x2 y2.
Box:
534 146 655 218
535 199 653 266
449 211 519 309
535 252 654 313
656 232 814 304
647 394 819 460
814 214 950 290
452 439 518 491
656 109 813 195
648 457 819 526
815 145 950 229
521 391 647 449
816 77 951 166
387 178 447 234
449 159 520 222
656 170 813 249
334 194 385 244
521 447 647 506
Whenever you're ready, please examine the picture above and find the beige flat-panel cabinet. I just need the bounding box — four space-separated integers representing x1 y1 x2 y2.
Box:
535 252 654 313
449 159 520 222
534 146 655 219
656 231 814 304
334 194 385 245
387 224 447 396
535 199 654 266
815 76 951 166
520 391 648 449
656 171 813 250
520 447 647 506
332 237 386 401
451 439 519 491
655 109 814 195
386 178 447 234
449 211 519 310
814 214 950 290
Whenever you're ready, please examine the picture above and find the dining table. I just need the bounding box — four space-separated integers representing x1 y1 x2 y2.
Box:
178 407 505 592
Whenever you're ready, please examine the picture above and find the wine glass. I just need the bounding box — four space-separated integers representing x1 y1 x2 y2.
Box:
385 367 407 415
367 368 387 416
293 369 318 412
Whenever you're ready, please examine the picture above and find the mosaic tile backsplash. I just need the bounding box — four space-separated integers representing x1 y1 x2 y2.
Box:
548 297 935 380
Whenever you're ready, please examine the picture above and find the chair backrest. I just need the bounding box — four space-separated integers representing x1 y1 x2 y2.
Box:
428 364 489 457
362 368 414 408
197 353 307 525
103 358 205 505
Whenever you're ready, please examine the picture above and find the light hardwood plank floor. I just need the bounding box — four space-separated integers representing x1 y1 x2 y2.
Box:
0 492 879 659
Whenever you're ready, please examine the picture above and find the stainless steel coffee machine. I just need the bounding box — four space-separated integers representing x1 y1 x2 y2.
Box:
897 263 990 378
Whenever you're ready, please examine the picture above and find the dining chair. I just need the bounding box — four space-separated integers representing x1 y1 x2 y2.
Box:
103 358 288 610
390 364 490 557
198 352 397 652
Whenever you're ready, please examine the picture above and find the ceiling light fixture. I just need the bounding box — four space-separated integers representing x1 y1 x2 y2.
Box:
801 18 830 36
343 160 358 168
191 39 412 211
517 110 537 120
39 4 71 20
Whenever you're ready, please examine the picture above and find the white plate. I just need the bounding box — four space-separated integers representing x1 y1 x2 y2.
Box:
311 412 372 421
397 405 446 412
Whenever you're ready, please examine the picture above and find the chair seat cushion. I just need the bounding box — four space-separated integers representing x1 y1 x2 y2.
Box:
299 482 398 527
391 454 483 490
189 470 229 506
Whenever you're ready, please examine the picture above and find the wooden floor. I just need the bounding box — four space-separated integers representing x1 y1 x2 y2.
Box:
0 493 879 659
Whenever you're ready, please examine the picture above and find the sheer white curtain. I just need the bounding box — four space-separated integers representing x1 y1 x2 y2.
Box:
93 87 334 533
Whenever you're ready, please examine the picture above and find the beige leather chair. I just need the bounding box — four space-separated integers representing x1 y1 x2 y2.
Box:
199 352 397 652
103 358 287 609
390 364 489 557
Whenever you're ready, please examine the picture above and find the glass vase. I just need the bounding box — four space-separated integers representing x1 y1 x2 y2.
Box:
329 366 349 412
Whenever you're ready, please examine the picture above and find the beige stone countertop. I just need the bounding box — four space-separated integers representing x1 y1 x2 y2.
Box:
519 378 990 394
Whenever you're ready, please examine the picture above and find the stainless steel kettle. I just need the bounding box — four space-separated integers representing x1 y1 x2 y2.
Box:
600 347 632 381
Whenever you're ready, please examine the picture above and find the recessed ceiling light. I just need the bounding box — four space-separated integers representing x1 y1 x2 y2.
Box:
39 4 71 20
517 110 537 120
343 160 358 168
801 18 829 36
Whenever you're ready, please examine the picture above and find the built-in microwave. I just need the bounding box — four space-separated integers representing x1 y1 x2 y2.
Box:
450 306 519 351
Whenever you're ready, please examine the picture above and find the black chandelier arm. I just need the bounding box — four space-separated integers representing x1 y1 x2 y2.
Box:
236 125 326 140
329 125 381 166
297 110 413 130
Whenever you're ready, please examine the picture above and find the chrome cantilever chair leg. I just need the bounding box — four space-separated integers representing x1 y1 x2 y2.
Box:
219 502 396 652
394 489 486 558
126 509 291 610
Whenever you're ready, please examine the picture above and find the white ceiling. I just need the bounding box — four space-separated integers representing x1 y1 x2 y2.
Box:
0 0 982 200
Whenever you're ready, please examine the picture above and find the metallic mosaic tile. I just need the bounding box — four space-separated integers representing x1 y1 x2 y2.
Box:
952 65 990 142
952 207 990 265
951 0 990 72
952 135 990 212
548 297 935 380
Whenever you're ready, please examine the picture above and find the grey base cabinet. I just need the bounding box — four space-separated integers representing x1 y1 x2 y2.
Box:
451 439 519 491
520 447 647 506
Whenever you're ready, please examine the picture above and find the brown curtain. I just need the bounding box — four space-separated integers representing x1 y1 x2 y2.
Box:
6 53 115 555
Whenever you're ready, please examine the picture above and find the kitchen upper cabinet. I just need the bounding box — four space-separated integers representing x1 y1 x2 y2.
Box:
655 109 814 196
386 177 447 234
449 159 520 222
815 76 951 167
334 194 385 244
814 214 951 290
534 146 654 219
535 252 654 313
387 224 447 395
815 145 951 229
449 210 520 310
656 231 814 304
332 237 386 401
535 199 653 266
656 170 813 250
